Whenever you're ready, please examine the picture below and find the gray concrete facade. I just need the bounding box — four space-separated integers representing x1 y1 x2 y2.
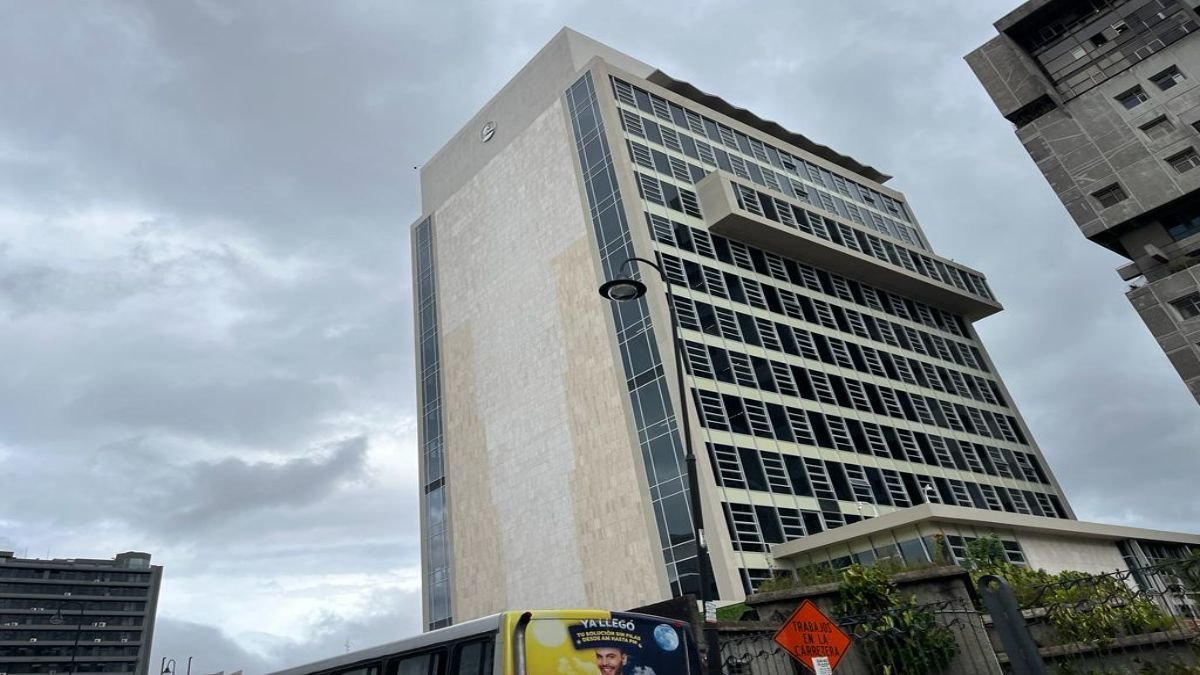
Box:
967 0 1200 403
415 27 1079 630
0 550 163 675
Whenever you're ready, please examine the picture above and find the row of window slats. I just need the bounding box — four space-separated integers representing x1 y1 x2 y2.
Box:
693 384 1033 486
657 246 1003 405
611 77 919 240
694 390 1051 505
619 111 927 251
708 440 1052 514
731 181 995 301
648 215 992 378
715 452 1060 554
646 211 987 355
686 337 1027 452
676 296 1027 445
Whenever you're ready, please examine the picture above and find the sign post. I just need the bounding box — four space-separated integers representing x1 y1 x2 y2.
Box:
772 600 851 674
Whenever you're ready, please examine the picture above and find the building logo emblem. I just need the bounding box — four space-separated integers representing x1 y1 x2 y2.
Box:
480 121 496 143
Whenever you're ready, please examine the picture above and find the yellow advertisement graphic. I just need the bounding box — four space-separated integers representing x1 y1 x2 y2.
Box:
525 612 691 675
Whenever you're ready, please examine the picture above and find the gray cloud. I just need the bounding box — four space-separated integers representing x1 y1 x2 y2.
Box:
2 1 1197 673
157 434 371 532
150 619 273 674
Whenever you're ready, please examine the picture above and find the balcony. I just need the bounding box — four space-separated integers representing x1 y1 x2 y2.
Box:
695 171 1003 319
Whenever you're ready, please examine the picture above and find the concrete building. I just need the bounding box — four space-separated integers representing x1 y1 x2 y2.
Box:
967 0 1200 404
415 27 1104 631
773 502 1200 580
0 550 162 675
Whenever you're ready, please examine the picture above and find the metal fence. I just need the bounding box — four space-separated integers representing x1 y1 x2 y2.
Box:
983 558 1200 674
718 597 1001 675
717 558 1200 675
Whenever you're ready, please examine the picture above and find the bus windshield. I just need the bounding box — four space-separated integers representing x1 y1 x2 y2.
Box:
523 611 697 675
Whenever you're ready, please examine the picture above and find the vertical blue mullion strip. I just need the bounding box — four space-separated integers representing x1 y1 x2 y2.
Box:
567 72 700 597
416 216 452 629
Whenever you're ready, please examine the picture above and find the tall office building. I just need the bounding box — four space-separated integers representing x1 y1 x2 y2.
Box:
968 0 1200 403
413 28 1078 631
0 550 162 675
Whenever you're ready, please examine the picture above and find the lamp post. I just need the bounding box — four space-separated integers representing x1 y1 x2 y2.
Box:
599 256 722 675
48 600 84 675
161 657 176 675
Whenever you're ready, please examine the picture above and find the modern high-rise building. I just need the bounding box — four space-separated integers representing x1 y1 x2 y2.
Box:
0 550 162 675
412 28 1098 631
968 0 1200 404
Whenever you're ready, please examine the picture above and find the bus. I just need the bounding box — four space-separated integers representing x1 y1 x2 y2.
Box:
266 609 702 675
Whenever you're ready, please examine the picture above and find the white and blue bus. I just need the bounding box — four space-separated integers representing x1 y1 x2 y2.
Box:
267 609 701 675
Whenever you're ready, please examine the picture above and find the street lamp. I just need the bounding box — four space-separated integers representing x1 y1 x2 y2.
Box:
48 600 84 675
599 256 721 675
922 484 937 504
162 657 176 675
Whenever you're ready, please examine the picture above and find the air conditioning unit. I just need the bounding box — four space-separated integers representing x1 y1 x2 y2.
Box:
121 638 129 643
63 592 71 596
29 637 37 642
93 638 102 643
97 622 107 627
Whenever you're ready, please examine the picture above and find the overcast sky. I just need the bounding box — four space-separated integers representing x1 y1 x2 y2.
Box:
1 1 1197 672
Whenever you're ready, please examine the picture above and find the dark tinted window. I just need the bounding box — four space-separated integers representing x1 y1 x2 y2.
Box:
389 650 444 675
452 638 493 675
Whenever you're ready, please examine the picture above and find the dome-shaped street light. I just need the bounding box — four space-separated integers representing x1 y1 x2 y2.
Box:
597 277 648 302
598 256 720 675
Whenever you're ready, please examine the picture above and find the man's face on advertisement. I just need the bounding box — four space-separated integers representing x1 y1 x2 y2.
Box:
594 647 627 675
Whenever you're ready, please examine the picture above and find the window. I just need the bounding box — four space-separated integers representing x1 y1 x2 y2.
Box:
1092 183 1127 208
1166 214 1200 241
1116 86 1149 109
452 638 493 675
1167 147 1200 174
1170 293 1200 320
1089 32 1109 47
1140 116 1175 140
1151 66 1185 91
391 651 443 675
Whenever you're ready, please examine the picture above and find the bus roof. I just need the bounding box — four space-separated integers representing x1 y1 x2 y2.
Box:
265 613 507 675
264 609 688 675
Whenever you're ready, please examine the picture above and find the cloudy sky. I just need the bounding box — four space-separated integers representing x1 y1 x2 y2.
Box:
1 0 1197 672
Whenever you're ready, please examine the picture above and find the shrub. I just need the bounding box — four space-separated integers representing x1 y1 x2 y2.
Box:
834 565 959 675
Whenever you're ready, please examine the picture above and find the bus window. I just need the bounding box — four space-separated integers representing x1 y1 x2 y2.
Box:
450 637 493 675
387 650 444 675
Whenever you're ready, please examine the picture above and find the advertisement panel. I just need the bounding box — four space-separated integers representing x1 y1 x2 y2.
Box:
524 611 697 675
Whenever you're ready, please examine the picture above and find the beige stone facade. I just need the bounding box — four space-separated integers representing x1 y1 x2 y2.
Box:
426 94 666 621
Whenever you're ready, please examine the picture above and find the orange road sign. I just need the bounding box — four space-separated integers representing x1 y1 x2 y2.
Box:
772 599 852 673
